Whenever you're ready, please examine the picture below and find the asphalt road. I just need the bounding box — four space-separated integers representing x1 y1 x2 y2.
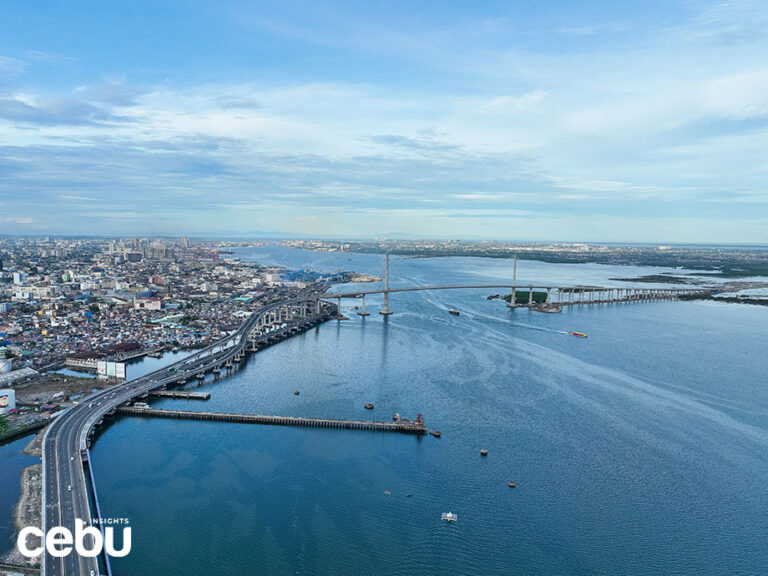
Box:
40 296 329 576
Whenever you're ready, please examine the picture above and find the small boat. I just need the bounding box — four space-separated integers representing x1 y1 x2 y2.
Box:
364 403 374 410
480 449 488 456
508 482 517 488
294 391 300 395
429 430 441 438
441 512 458 522
448 308 460 316
569 332 588 338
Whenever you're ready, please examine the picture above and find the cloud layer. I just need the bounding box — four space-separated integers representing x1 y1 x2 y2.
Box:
0 0 766 242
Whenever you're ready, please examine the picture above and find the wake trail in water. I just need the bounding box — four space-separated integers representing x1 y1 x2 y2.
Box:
458 308 571 336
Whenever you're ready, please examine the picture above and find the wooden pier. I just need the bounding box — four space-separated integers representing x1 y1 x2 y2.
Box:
116 406 427 434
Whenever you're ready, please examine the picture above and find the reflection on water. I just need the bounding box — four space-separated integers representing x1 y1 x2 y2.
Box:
90 248 768 576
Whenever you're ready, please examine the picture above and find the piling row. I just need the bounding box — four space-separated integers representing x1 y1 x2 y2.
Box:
149 391 211 400
116 406 427 434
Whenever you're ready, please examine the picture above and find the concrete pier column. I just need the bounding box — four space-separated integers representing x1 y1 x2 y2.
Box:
358 294 370 316
380 253 393 315
528 287 534 305
336 296 341 318
546 288 552 304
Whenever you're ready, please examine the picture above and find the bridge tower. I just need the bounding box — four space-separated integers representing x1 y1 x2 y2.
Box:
380 252 393 315
507 252 518 307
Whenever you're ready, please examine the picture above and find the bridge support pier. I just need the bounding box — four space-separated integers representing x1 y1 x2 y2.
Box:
357 294 370 316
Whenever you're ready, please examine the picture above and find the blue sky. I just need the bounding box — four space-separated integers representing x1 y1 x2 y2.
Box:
0 0 767 242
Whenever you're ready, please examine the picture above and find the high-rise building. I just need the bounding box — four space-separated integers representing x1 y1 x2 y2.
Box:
13 271 26 285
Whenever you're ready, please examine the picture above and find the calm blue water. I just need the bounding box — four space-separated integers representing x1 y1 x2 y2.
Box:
53 349 196 381
0 350 196 558
90 248 768 575
0 435 38 556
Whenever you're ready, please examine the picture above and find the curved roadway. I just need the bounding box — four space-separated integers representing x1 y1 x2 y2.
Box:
41 297 324 576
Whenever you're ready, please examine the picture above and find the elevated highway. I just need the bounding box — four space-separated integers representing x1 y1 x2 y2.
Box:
41 296 332 576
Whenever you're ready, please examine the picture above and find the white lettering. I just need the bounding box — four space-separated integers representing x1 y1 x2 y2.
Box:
75 520 104 557
104 526 131 558
17 520 131 559
46 527 73 558
17 526 44 558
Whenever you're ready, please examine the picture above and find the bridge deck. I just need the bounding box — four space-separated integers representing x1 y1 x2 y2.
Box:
116 406 427 434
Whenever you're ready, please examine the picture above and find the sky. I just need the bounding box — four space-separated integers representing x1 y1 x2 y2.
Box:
0 0 767 243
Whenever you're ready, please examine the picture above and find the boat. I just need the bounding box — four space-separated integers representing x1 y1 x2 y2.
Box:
441 512 458 522
448 308 460 316
429 430 441 438
569 332 588 338
508 481 517 488
480 449 488 456
364 403 374 410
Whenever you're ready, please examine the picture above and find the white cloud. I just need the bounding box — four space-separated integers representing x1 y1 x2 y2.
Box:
1 217 33 224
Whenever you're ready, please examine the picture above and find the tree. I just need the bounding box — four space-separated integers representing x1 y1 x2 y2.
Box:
0 415 9 436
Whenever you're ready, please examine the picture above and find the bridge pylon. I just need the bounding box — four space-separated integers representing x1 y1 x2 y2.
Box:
379 252 394 315
507 252 518 308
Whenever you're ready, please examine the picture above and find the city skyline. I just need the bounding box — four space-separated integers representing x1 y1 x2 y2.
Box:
1 1 768 242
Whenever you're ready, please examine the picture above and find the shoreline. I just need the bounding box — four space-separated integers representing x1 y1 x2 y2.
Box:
2 464 41 568
2 432 43 568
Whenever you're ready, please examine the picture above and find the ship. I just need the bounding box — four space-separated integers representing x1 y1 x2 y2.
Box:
568 332 588 338
448 308 460 316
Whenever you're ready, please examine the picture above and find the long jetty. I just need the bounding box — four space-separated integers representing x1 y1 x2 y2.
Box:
149 391 211 400
116 406 427 434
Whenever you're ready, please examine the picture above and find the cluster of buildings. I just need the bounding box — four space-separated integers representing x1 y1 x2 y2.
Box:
0 237 304 375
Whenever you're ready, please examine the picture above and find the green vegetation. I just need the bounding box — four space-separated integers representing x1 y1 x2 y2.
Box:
0 415 8 435
610 274 697 284
503 291 548 304
679 294 768 306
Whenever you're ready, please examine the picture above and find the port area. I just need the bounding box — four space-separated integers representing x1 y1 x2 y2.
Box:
115 406 428 434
